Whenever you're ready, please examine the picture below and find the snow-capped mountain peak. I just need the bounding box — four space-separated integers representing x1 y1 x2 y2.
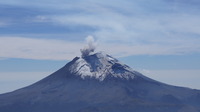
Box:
1 51 200 112
69 52 135 81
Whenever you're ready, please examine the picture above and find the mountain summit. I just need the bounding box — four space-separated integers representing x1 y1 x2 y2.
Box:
0 52 200 112
70 52 135 81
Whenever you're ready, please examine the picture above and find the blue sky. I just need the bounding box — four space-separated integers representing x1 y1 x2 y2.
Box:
0 0 200 93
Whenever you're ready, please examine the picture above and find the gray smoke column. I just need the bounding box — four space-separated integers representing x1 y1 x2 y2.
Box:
81 35 96 57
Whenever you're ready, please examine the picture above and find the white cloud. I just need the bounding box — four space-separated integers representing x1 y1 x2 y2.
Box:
139 69 200 89
98 42 200 58
0 36 200 60
0 37 83 60
53 13 200 39
33 15 51 22
1 1 200 60
49 7 200 55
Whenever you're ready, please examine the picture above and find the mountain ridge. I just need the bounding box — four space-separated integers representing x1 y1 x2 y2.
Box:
0 52 200 112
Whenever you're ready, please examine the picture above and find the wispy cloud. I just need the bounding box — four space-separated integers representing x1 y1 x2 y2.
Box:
0 0 200 60
140 69 200 89
0 37 83 60
0 36 200 60
51 5 200 40
48 1 200 56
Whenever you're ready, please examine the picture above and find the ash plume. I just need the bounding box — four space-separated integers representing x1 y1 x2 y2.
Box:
81 35 96 57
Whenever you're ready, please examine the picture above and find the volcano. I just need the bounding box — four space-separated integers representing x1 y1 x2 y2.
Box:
0 52 200 112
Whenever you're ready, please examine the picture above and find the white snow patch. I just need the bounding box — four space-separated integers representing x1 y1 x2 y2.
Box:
70 52 135 81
